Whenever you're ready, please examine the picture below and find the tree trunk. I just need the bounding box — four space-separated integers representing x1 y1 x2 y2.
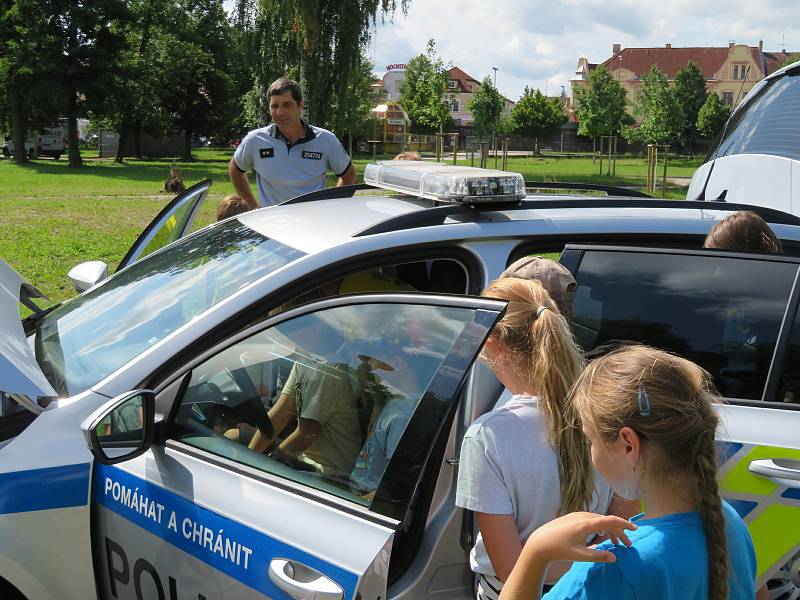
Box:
10 91 27 164
183 130 192 161
67 114 83 168
592 137 596 163
134 122 143 159
348 131 352 157
115 122 129 163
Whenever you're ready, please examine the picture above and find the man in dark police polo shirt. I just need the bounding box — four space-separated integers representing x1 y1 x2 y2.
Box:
229 77 356 206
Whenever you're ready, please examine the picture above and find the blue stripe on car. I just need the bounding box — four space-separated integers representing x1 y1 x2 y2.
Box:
0 463 90 514
94 464 359 598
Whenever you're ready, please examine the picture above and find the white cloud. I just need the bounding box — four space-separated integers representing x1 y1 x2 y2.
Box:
368 0 800 100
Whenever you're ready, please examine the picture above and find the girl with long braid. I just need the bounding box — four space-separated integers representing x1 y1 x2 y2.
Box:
499 346 757 600
456 277 614 599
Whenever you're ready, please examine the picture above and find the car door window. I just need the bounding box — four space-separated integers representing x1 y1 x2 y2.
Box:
171 299 496 515
567 248 798 400
118 180 211 270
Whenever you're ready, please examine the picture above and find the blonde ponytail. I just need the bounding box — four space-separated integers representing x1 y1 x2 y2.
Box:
482 278 591 515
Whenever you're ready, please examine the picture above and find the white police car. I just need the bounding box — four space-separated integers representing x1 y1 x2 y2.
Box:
2 162 800 599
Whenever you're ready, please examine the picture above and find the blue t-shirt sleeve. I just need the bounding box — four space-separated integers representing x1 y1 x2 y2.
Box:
544 560 636 600
233 134 254 171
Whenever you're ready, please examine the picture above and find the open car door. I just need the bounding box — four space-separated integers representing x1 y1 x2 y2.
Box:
88 293 505 599
117 179 212 271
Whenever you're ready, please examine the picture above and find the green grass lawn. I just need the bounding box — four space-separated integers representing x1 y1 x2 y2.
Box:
0 148 698 305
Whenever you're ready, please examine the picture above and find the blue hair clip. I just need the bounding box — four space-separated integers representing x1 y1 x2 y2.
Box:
637 384 651 417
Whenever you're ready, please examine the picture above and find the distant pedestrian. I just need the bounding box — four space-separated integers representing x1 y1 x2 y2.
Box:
229 77 356 207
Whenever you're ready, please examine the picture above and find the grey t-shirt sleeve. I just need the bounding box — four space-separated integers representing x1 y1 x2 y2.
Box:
455 426 514 514
326 136 351 177
233 134 253 172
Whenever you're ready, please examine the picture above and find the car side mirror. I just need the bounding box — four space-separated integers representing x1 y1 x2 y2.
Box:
68 260 108 293
81 390 155 465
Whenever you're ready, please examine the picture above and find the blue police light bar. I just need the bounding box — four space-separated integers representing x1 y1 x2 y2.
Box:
363 161 526 205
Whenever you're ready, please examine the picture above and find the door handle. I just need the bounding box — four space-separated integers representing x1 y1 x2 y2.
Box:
748 458 800 488
268 558 344 600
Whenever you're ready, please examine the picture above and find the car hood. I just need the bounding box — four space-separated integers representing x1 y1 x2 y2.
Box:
0 259 56 398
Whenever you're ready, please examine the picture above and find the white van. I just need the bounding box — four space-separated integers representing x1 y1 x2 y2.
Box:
2 125 66 159
687 59 800 213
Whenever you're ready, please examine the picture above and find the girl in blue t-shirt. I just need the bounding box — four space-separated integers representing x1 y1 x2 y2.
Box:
499 346 757 600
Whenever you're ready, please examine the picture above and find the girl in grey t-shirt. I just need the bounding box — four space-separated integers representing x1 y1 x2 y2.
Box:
456 277 612 599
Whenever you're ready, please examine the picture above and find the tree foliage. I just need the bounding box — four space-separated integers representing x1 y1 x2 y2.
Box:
674 61 708 144
234 0 407 132
696 92 731 139
468 76 504 138
574 65 629 138
779 53 800 69
399 39 452 133
510 86 566 144
0 0 132 165
623 66 683 145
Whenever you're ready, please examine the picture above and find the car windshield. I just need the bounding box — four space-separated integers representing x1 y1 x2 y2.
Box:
25 219 304 396
709 72 800 162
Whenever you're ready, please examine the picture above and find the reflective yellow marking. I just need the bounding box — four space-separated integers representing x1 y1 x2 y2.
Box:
719 446 800 496
748 503 800 577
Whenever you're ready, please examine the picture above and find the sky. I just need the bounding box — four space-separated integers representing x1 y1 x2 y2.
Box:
365 0 800 101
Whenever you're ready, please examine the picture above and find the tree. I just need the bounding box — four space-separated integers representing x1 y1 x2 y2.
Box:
623 66 683 145
674 61 708 146
399 39 452 133
234 0 408 131
329 54 377 155
779 53 800 69
509 87 566 152
26 0 132 167
574 65 629 139
468 76 504 139
696 92 731 139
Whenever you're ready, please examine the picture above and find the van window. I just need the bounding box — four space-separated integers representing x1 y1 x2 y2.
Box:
711 73 800 162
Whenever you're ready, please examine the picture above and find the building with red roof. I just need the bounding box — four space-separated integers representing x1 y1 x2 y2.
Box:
571 41 797 111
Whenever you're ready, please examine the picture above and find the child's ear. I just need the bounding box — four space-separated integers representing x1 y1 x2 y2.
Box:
618 426 642 467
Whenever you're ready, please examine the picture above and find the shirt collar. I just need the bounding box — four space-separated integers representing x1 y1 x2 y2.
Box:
271 119 316 146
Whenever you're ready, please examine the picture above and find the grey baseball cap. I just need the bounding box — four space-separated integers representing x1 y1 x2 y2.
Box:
500 256 576 318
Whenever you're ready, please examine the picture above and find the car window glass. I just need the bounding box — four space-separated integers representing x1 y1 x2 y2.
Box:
131 186 206 264
712 74 800 162
171 301 477 512
773 307 800 405
26 220 304 396
571 251 797 400
273 258 469 314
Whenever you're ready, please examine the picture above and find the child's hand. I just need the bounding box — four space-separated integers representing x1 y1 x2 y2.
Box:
525 512 637 565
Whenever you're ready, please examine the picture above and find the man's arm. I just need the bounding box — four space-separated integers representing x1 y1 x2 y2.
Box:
336 162 356 187
278 417 322 452
228 158 259 206
248 391 295 453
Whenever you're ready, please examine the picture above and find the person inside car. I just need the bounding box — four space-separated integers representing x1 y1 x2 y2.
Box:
499 346 757 600
455 277 613 599
703 210 782 254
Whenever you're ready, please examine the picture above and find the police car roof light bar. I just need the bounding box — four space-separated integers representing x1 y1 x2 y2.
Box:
363 161 527 205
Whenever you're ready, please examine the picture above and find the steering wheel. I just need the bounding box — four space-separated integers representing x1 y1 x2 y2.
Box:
224 365 274 442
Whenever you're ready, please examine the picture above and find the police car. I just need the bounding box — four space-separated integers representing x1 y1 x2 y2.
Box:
2 162 800 600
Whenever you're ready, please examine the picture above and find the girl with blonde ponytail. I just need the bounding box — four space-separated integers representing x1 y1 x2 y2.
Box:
499 346 757 600
455 277 614 599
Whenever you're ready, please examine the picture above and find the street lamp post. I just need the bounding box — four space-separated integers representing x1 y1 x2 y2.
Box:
491 66 498 161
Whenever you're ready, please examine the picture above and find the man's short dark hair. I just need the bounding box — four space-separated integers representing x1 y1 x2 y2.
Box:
267 77 302 104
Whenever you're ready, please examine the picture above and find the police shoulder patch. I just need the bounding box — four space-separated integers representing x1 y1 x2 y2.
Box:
302 150 322 160
259 148 274 159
